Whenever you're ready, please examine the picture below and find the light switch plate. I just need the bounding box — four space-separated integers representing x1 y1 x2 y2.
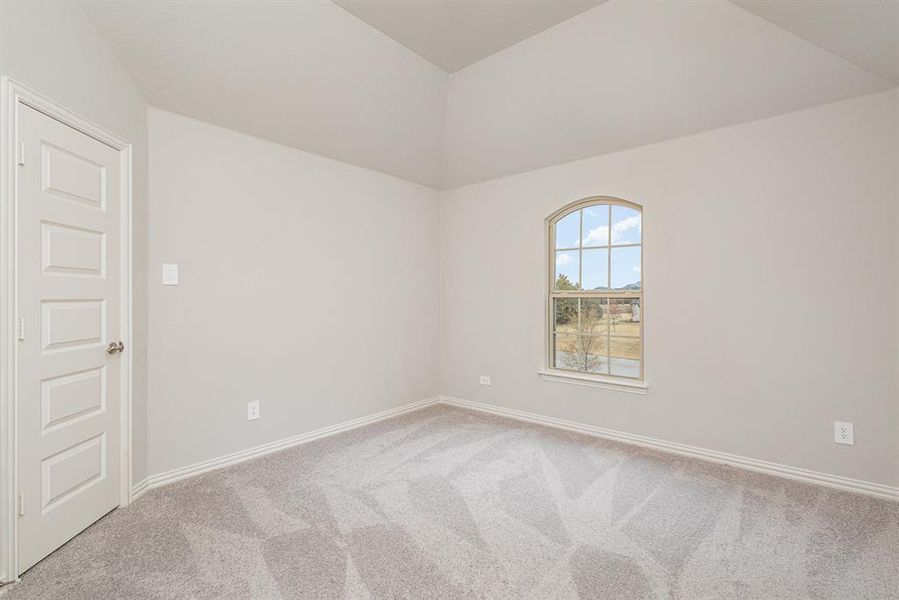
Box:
162 264 179 286
479 375 491 386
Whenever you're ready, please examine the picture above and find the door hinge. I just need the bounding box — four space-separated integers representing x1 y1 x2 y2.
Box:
16 493 24 517
15 317 24 341
16 142 25 166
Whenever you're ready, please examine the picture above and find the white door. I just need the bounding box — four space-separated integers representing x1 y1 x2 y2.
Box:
15 104 123 574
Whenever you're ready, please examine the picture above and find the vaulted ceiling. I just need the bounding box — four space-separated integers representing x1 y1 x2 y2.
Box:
334 0 604 73
80 0 897 189
733 0 899 84
80 0 448 187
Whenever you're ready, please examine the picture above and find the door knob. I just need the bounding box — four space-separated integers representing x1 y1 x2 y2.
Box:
106 341 124 355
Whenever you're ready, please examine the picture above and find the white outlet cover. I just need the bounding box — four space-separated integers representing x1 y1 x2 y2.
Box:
247 400 260 421
834 421 854 445
479 375 491 386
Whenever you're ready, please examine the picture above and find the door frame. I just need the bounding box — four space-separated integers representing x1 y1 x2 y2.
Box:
0 78 134 582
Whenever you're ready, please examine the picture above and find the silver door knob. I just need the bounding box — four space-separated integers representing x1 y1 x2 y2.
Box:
106 341 124 355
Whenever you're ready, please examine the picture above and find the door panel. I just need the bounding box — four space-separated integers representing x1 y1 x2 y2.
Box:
41 222 106 277
40 142 106 208
16 104 122 574
41 434 106 512
41 367 106 432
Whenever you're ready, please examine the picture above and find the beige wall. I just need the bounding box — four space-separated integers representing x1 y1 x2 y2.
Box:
146 108 440 476
4 2 896 493
1 0 150 482
440 91 899 487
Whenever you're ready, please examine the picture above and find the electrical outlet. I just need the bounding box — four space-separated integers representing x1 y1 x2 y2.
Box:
247 400 260 421
479 375 491 386
834 421 853 445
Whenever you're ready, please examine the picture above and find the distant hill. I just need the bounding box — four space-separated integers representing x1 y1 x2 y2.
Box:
590 281 641 291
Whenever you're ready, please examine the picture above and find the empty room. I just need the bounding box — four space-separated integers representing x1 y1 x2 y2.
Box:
1 0 897 598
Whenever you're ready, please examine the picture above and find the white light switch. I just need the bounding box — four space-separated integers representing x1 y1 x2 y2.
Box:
162 264 179 286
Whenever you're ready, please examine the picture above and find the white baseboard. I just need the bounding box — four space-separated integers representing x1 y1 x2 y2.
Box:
438 396 899 502
130 394 897 504
130 397 440 501
130 478 149 502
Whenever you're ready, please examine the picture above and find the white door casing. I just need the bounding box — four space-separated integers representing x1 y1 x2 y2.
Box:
8 95 130 576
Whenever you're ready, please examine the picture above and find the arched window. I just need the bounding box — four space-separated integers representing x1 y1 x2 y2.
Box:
547 197 643 382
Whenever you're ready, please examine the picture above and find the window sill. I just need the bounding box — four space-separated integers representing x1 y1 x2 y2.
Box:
537 369 649 394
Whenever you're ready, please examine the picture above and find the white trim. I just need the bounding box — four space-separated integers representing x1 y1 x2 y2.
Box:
118 130 134 511
0 77 17 586
537 369 648 394
129 478 150 503
438 396 899 502
131 398 440 499
0 78 134 582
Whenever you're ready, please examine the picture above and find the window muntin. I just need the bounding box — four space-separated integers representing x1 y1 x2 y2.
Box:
548 199 643 380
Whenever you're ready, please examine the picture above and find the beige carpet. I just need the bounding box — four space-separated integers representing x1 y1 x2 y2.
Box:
3 404 898 599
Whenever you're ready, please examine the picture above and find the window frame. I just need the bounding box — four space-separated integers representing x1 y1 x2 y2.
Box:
545 196 645 384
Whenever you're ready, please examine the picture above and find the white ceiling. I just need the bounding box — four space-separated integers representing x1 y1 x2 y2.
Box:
334 0 603 73
77 0 897 189
733 0 899 85
81 0 448 187
443 0 894 187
